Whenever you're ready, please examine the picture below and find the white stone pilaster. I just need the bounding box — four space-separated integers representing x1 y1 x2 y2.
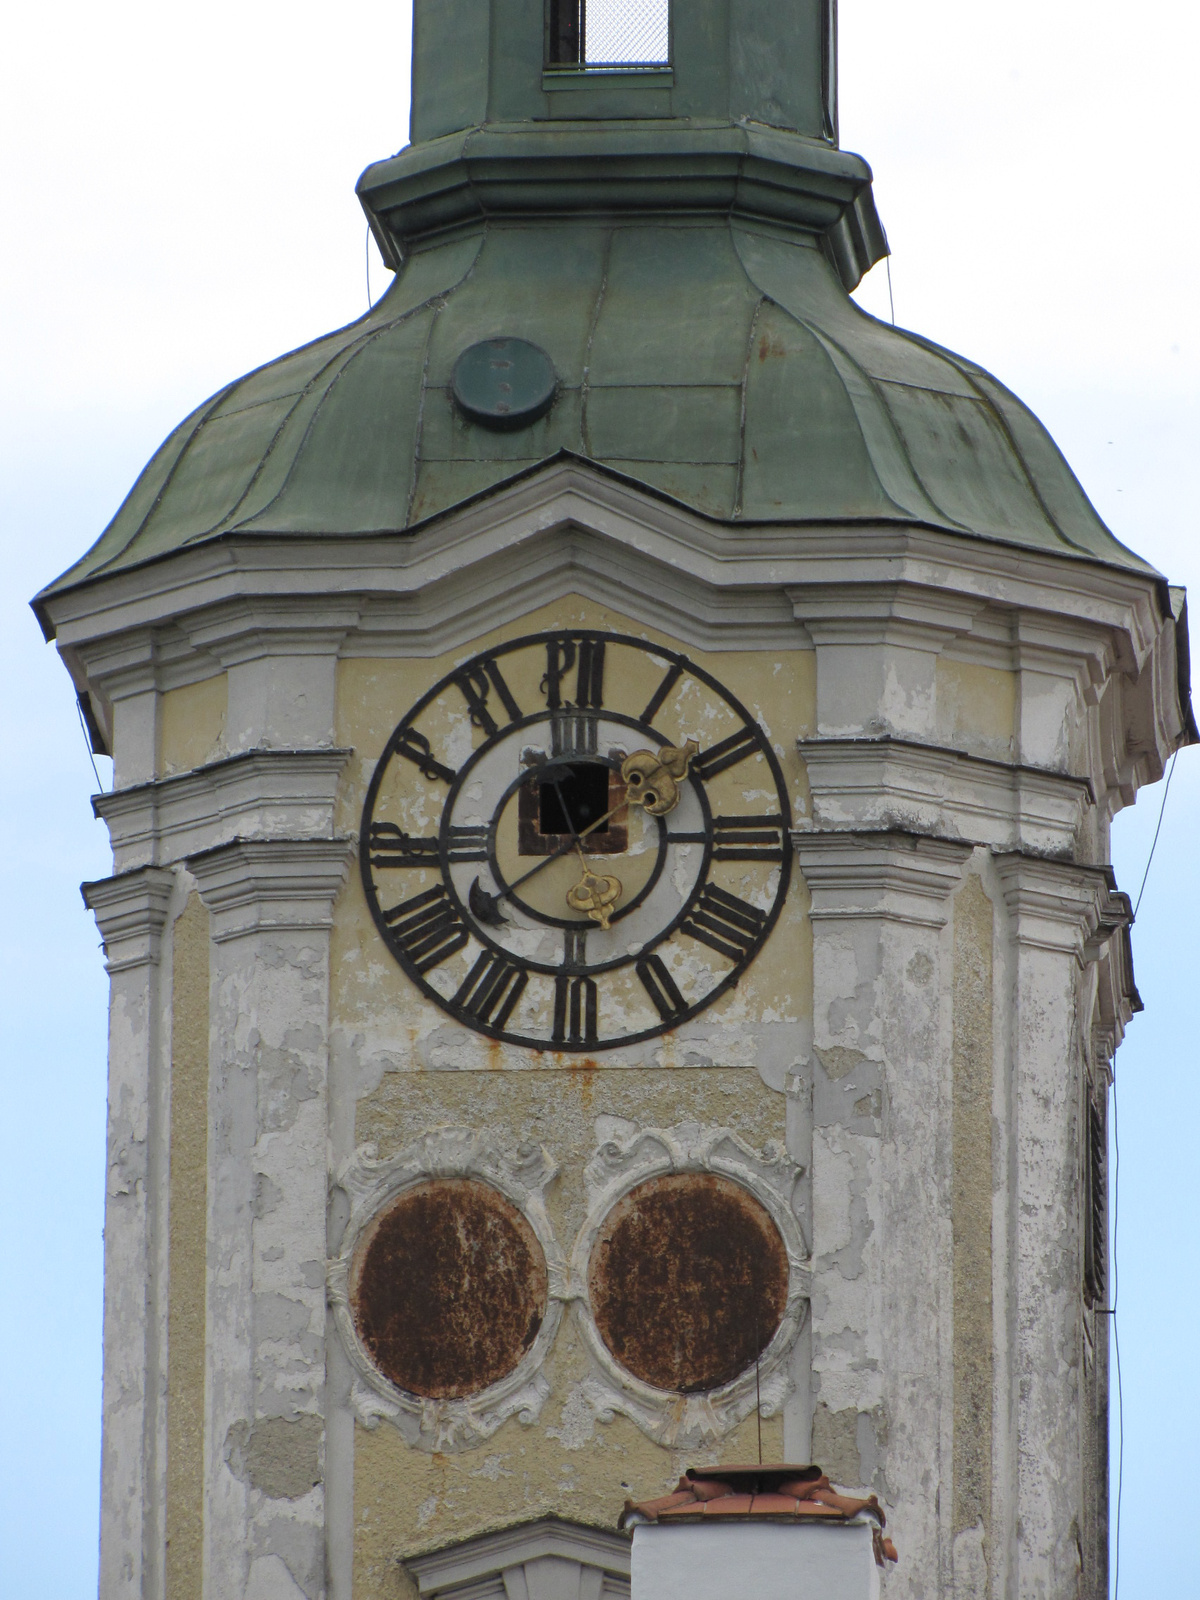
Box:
83 866 175 1600
795 830 971 1600
992 855 1108 1600
189 837 354 1600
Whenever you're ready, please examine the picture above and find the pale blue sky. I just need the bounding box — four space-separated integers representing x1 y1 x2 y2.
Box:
2 4 1195 1595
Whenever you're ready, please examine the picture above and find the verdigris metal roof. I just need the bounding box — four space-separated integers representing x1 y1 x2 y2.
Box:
38 209 1154 608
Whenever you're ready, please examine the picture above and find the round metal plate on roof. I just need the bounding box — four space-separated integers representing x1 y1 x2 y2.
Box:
452 336 557 430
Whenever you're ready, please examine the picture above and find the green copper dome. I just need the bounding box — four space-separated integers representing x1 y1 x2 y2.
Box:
36 0 1155 616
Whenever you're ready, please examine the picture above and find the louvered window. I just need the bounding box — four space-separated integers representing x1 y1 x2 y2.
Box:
1084 1094 1107 1303
548 0 670 68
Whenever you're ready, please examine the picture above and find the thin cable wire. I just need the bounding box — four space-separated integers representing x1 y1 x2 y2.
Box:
1112 1066 1122 1599
1112 744 1176 1593
886 256 896 326
1133 747 1178 917
76 700 106 793
366 223 373 311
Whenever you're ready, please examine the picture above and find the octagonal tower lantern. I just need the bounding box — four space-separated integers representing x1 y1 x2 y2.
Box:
33 2 1193 1599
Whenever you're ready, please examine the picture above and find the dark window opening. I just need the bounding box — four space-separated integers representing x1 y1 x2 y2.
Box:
518 761 628 855
540 760 609 834
547 0 670 69
1084 1094 1107 1303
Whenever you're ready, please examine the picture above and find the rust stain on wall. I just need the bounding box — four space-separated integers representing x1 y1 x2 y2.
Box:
588 1173 788 1393
352 1178 547 1399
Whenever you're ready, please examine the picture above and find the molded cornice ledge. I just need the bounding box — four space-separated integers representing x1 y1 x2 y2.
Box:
797 736 1094 859
81 866 175 972
187 838 355 943
94 748 353 873
792 831 972 928
992 854 1112 960
357 121 876 262
1087 887 1140 1061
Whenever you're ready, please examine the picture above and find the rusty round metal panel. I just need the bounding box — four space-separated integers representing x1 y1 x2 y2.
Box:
588 1173 789 1393
351 1178 548 1399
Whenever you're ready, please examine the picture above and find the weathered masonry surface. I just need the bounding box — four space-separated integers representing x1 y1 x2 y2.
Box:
40 3 1192 1599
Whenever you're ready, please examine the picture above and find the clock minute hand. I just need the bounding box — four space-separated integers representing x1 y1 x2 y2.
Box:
498 795 631 899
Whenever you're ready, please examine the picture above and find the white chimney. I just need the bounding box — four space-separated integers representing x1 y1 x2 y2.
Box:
624 1465 895 1600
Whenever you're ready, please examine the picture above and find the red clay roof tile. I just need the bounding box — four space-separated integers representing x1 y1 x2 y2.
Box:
618 1463 898 1566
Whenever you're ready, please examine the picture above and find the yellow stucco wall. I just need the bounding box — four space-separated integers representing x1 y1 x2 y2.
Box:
936 659 1015 759
159 674 228 775
332 598 813 1592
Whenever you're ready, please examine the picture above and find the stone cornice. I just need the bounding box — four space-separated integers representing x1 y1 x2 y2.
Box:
94 748 352 873
186 837 355 942
798 736 1094 858
357 120 876 262
41 460 1168 665
991 853 1113 960
81 867 175 973
792 831 972 927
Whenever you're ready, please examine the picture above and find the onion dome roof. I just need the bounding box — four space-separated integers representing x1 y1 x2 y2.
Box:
39 207 1154 611
35 0 1158 622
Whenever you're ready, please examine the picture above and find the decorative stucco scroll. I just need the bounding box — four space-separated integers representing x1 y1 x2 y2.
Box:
328 1127 567 1453
567 1121 811 1450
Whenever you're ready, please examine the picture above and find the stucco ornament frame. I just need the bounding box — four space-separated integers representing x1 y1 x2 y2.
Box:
568 1122 811 1449
328 1127 567 1452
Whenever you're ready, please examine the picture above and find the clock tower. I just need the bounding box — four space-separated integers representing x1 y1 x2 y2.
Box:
35 3 1193 1599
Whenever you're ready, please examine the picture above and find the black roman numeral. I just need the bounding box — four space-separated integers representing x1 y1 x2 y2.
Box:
679 885 766 963
393 727 456 786
453 659 523 739
447 824 489 863
452 951 528 1030
553 974 598 1045
550 712 598 757
383 885 469 972
711 814 786 861
640 663 682 725
369 823 439 869
693 725 759 781
540 637 605 711
574 639 605 709
636 953 687 1023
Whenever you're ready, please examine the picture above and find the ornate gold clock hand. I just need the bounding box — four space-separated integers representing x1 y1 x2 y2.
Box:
565 849 623 930
620 740 699 814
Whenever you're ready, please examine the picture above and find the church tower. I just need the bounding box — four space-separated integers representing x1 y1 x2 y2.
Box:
35 4 1193 1598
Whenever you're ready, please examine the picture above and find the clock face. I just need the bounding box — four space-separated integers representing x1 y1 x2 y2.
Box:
360 631 792 1051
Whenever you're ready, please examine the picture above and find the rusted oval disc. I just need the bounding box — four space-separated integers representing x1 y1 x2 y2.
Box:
588 1173 789 1393
352 1178 548 1399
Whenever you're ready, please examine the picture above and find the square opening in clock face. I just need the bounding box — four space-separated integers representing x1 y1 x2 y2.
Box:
518 761 629 855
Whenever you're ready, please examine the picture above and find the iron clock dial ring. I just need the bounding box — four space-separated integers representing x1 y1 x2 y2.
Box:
360 631 792 1051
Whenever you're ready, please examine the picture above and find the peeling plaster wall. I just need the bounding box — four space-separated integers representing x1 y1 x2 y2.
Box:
357 1068 783 1265
951 874 994 1595
166 894 210 1600
329 597 815 1590
75 517 1161 1600
353 1409 780 1600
